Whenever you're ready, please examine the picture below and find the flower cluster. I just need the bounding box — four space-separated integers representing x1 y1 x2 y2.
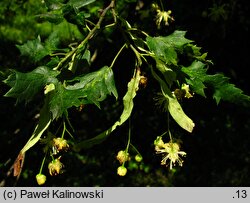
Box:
116 150 130 176
36 136 70 185
116 150 144 176
154 136 186 169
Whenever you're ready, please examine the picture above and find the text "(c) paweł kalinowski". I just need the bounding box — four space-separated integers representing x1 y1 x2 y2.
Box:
20 189 104 199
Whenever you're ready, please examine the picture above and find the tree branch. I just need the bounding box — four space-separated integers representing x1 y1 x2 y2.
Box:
54 0 116 71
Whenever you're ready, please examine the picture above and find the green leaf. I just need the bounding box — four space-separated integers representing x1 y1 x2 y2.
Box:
160 30 193 48
182 61 250 106
184 44 213 64
147 36 177 66
67 66 118 100
44 31 60 51
151 67 195 133
4 66 59 103
46 56 60 68
16 32 60 62
36 0 64 23
204 74 250 106
68 49 91 73
43 0 64 11
181 61 208 97
37 12 64 24
81 49 91 64
73 69 141 151
155 58 176 87
68 0 96 10
49 83 83 120
146 30 193 66
16 36 49 63
49 66 118 119
62 5 86 27
20 97 51 154
184 43 202 56
67 66 118 103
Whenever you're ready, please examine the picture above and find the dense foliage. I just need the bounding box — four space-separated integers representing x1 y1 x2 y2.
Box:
1 0 250 186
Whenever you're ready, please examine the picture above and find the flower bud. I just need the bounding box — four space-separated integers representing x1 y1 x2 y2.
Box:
135 154 143 162
117 166 127 176
36 174 46 185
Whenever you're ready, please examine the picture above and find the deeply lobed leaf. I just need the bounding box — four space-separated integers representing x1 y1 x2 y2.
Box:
16 36 49 63
181 61 207 97
66 66 118 102
16 32 60 63
146 30 193 66
204 74 250 106
49 66 118 119
182 61 250 106
4 66 59 103
49 83 83 120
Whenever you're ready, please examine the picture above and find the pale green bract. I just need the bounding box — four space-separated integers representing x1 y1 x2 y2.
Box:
20 97 51 154
74 68 142 151
151 67 195 133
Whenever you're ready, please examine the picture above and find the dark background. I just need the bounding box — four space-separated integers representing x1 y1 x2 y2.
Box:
0 0 250 186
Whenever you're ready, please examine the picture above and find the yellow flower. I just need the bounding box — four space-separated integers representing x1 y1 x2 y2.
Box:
48 158 63 176
154 137 186 169
156 10 174 29
154 136 165 151
181 84 193 99
116 150 130 164
53 137 69 153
